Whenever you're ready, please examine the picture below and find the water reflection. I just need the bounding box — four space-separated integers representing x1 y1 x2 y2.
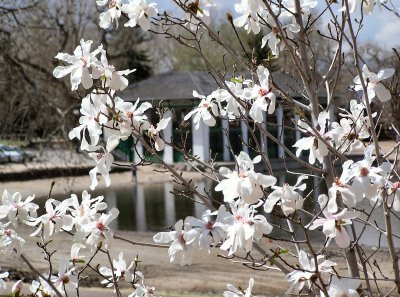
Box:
36 174 400 248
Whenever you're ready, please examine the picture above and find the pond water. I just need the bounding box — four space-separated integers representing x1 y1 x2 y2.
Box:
34 173 400 248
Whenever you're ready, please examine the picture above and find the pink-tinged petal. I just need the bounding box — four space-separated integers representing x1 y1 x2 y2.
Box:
70 67 83 91
374 83 391 102
267 94 276 114
81 67 93 89
138 15 151 31
0 205 10 219
99 11 112 29
233 14 249 28
53 65 75 78
322 219 336 238
335 227 351 248
89 167 99 190
377 68 395 80
155 137 165 151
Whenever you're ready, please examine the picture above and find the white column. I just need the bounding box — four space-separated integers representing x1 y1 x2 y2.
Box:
276 105 284 158
105 189 118 230
222 118 230 161
164 183 176 226
240 117 249 154
192 120 210 161
313 176 320 201
134 138 143 163
294 113 301 143
194 181 208 218
329 101 337 122
278 172 286 187
135 184 147 232
261 111 268 154
163 110 174 164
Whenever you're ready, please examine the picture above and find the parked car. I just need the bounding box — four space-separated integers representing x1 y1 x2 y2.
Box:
0 150 8 164
12 147 36 161
0 145 24 163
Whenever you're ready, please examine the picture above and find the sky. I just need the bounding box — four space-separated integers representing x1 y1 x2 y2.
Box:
152 0 400 48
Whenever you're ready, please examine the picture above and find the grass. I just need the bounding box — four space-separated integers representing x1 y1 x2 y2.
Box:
0 140 29 147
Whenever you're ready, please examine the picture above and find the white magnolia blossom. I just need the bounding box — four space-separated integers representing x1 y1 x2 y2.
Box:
293 111 331 164
286 250 335 293
388 181 400 212
122 0 158 31
153 219 198 266
215 152 277 204
184 90 219 129
0 223 25 255
332 99 372 153
342 146 390 202
81 207 119 250
147 116 171 151
309 194 358 248
29 279 55 297
330 118 367 153
282 0 317 17
130 284 159 297
321 276 361 297
100 252 134 286
261 21 300 56
93 49 136 91
63 190 107 227
26 199 74 241
53 39 102 91
185 208 227 251
105 97 152 152
50 260 78 292
354 64 395 102
233 0 264 34
70 243 86 264
11 280 23 295
68 92 109 151
0 189 38 224
264 175 308 216
249 65 276 122
128 272 159 297
341 0 384 15
88 149 114 190
327 160 357 213
97 0 123 29
0 268 8 290
215 78 253 119
223 278 254 297
219 202 273 256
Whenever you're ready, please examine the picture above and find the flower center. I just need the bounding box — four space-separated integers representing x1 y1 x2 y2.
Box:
126 111 133 118
360 167 369 177
179 232 186 245
79 206 85 217
239 170 247 178
109 0 117 8
96 153 104 161
235 214 249 224
80 56 89 68
201 102 209 109
61 275 70 284
96 221 106 231
334 177 344 187
3 229 11 237
258 88 269 97
205 221 214 230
